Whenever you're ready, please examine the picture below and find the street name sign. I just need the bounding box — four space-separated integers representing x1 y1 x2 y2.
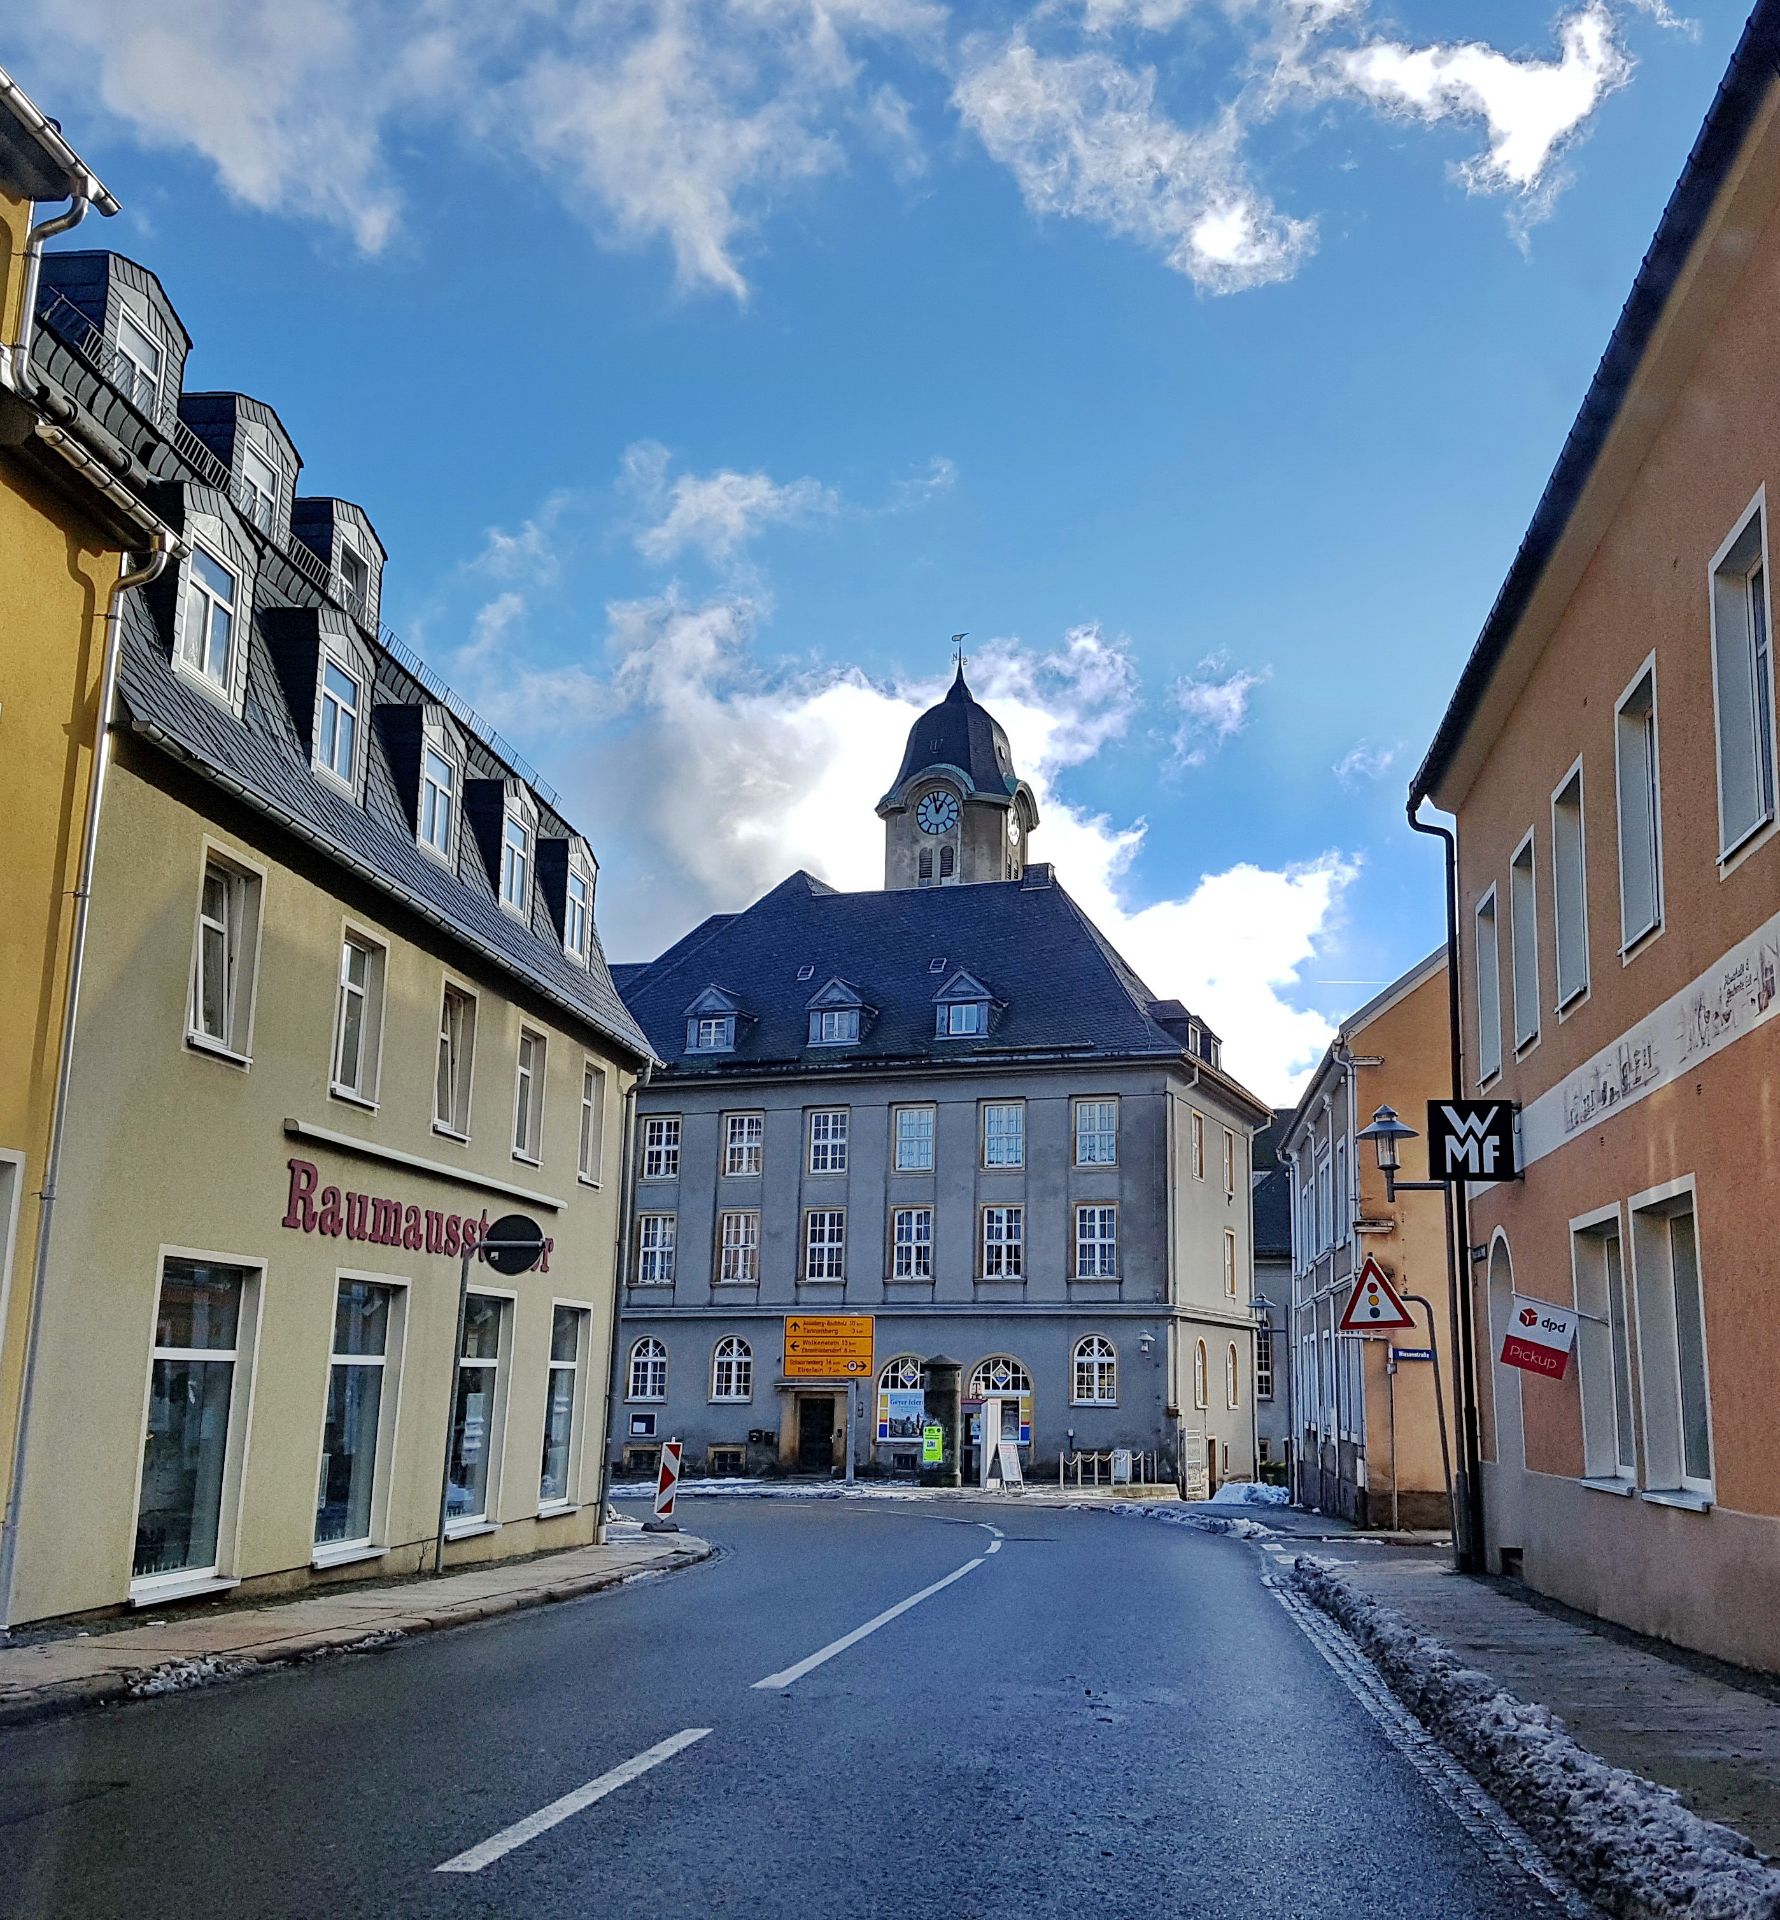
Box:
785 1314 875 1379
1426 1100 1520 1182
1500 1296 1580 1380
1338 1256 1417 1335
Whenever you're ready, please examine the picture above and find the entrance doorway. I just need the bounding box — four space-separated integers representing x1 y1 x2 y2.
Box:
798 1396 835 1473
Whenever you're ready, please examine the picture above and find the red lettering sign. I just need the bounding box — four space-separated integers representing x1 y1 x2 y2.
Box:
1500 1334 1570 1380
279 1156 525 1269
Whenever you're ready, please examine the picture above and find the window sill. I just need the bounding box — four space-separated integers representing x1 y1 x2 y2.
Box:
797 1277 845 1286
1071 1275 1120 1285
129 1571 240 1608
1717 812 1775 876
1555 985 1591 1023
1618 919 1663 964
330 1084 379 1113
444 1519 500 1542
311 1540 386 1570
1513 1033 1541 1062
186 1032 251 1069
713 1279 761 1288
885 1274 936 1285
313 763 359 801
1578 1476 1637 1498
536 1501 579 1521
1069 1400 1118 1410
1639 1487 1714 1513
433 1123 471 1145
512 1151 542 1169
576 1174 603 1190
628 1280 675 1290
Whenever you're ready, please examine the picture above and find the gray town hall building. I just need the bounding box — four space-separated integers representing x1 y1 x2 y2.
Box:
610 668 1269 1487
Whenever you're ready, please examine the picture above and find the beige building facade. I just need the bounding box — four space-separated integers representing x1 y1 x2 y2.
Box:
1283 953 1454 1530
1415 3 1780 1668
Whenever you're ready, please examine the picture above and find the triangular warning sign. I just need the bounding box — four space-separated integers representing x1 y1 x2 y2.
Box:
1338 1256 1417 1334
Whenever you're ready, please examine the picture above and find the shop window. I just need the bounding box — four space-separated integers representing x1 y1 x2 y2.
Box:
315 1280 397 1554
447 1295 507 1528
540 1305 589 1509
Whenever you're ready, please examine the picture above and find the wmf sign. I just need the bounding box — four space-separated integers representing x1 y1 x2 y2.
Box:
1426 1100 1521 1181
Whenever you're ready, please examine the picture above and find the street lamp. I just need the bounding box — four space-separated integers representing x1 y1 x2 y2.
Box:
1356 1104 1443 1205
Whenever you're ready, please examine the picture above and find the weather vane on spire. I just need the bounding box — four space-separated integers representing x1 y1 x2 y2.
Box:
951 632 969 673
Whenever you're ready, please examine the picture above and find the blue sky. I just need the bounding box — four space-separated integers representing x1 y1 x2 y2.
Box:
9 0 1750 1095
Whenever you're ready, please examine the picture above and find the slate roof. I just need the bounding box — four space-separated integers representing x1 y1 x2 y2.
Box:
881 666 1023 806
618 868 1269 1116
1250 1112 1295 1261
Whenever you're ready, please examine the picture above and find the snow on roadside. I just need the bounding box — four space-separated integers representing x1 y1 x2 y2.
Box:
1209 1480 1289 1507
1074 1499 1274 1540
1288 1557 1780 1920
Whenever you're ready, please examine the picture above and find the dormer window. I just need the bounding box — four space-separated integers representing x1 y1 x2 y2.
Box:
339 542 371 622
180 548 236 691
420 740 455 859
565 865 592 963
115 308 163 416
240 444 280 535
942 1001 984 1036
317 656 362 789
689 1014 736 1053
500 801 534 915
813 1008 860 1045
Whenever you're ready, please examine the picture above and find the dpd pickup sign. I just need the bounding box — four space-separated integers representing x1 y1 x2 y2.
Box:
1500 1297 1580 1380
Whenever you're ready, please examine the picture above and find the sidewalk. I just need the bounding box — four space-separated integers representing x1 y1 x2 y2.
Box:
0 1522 712 1728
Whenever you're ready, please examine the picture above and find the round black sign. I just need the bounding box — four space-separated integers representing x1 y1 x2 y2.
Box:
480 1212 547 1276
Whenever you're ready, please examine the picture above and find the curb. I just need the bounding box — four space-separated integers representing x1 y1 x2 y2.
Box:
1286 1556 1780 1920
0 1541 715 1730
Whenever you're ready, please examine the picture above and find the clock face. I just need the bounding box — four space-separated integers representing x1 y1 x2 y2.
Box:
916 790 961 835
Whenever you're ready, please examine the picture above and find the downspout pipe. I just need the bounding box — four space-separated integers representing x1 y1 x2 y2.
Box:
594 1063 652 1536
2 191 90 404
1407 798 1484 1575
0 532 177 1633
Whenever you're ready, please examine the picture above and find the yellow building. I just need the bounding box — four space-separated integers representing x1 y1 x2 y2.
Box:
0 80 651 1627
0 69 184 1620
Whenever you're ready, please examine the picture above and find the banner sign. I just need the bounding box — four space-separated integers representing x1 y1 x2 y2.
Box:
1500 1296 1581 1380
1426 1101 1520 1182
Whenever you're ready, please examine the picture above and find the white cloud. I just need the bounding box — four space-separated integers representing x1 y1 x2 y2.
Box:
891 455 958 509
1333 738 1398 783
953 38 1316 293
1171 652 1269 765
621 440 841 565
1332 3 1633 197
547 599 1346 1095
469 491 581 584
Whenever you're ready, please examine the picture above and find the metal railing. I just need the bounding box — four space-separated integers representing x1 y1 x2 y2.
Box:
32 289 566 816
1059 1448 1161 1488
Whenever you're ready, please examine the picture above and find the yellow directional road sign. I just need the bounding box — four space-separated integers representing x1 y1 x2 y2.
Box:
784 1314 875 1379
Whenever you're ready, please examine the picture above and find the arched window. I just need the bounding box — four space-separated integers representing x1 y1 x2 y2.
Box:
711 1336 752 1401
1487 1233 1524 1472
1072 1336 1117 1405
1226 1342 1240 1409
880 1354 923 1393
878 1354 924 1446
627 1336 667 1401
1193 1339 1208 1409
970 1355 1033 1448
939 844 956 880
918 848 933 883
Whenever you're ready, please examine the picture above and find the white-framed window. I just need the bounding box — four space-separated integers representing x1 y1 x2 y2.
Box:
627 1336 667 1401
500 801 534 915
564 865 592 963
892 1206 934 1280
1573 1209 1636 1485
434 984 476 1138
1709 495 1777 859
636 1214 677 1286
240 443 280 535
420 740 456 861
1255 1323 1274 1401
578 1061 606 1182
1223 1228 1238 1298
809 1109 849 1174
316 655 362 790
540 1304 590 1507
1193 1339 1208 1410
188 852 261 1059
1227 1342 1240 1409
1316 1156 1332 1253
134 1258 252 1586
893 1105 935 1172
1474 885 1503 1081
1074 1099 1118 1166
723 1112 764 1177
513 1028 546 1162
179 546 237 692
939 1001 986 1037
338 539 371 621
115 308 164 414
711 1337 753 1402
1333 1137 1348 1242
1509 832 1540 1052
804 1209 846 1281
1629 1185 1713 1498
331 932 386 1105
980 1205 1023 1279
982 1102 1025 1169
642 1116 681 1180
1551 763 1590 1010
810 1007 861 1045
1615 661 1663 952
315 1279 398 1551
1191 1110 1205 1179
1072 1335 1117 1405
718 1210 760 1284
1223 1128 1237 1196
688 1014 735 1053
1074 1204 1118 1279
447 1293 508 1528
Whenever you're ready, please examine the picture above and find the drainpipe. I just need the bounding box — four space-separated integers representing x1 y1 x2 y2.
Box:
593 1063 651 1538
0 531 177 1633
1 191 90 405
1407 799 1484 1574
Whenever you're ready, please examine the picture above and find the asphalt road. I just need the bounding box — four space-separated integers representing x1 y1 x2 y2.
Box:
0 1498 1578 1919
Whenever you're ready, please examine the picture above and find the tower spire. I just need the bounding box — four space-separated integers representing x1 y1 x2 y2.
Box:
950 632 969 677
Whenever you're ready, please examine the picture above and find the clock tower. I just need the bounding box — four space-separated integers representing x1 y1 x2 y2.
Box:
877 663 1038 889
